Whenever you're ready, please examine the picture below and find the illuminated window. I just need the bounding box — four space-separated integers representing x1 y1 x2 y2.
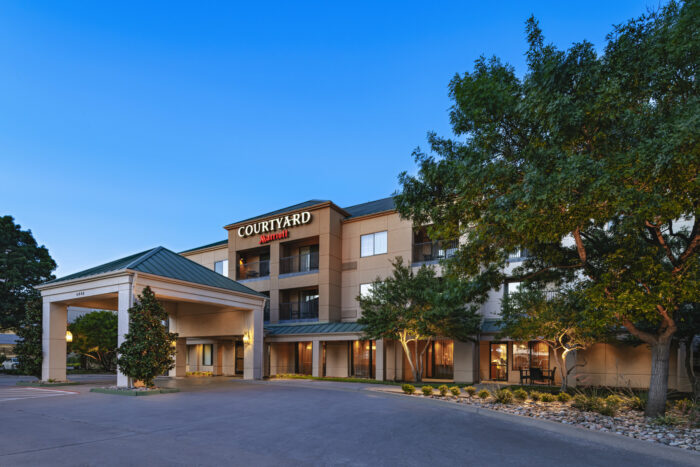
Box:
512 341 549 370
202 344 213 366
350 340 375 378
512 342 529 370
361 231 388 257
214 259 229 277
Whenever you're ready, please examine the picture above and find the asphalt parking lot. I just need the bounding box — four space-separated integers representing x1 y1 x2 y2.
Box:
0 376 697 466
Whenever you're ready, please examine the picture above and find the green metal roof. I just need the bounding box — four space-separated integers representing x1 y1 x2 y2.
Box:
180 239 228 254
42 247 266 298
265 322 365 336
343 196 396 219
481 318 503 334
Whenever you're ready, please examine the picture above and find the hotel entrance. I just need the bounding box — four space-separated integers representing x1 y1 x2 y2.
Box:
489 342 508 381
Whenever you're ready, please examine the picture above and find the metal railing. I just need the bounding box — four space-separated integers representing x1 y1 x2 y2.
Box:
237 260 270 280
279 300 319 321
412 239 458 263
280 251 319 275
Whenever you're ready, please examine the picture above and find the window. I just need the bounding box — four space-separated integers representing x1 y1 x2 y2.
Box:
350 340 375 378
214 259 229 277
202 344 213 366
505 282 521 297
512 341 550 370
359 283 374 298
361 231 388 257
512 342 530 370
508 248 530 261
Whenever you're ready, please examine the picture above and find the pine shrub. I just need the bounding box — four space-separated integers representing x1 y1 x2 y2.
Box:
421 385 434 396
438 384 449 396
401 384 416 395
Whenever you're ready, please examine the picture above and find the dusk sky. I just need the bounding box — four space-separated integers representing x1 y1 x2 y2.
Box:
1 1 656 277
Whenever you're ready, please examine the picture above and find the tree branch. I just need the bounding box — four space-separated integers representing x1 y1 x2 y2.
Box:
645 220 678 267
674 217 699 274
572 227 587 265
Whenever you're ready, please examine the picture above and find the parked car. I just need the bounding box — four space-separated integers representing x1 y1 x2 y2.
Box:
2 357 19 370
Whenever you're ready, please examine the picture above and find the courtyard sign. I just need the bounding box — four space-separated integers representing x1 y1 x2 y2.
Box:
237 211 312 238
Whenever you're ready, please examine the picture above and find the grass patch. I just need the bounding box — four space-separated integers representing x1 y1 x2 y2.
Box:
90 387 180 396
17 380 83 387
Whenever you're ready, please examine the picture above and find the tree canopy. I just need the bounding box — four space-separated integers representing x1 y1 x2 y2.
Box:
0 216 56 330
358 257 480 382
14 299 43 378
396 1 699 416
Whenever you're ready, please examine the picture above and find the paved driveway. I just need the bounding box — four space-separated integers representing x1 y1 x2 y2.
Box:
0 378 696 466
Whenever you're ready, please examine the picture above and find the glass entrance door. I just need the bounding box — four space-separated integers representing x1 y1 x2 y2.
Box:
489 343 508 381
234 340 244 375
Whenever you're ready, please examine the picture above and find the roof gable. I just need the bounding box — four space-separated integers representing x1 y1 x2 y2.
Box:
41 247 266 298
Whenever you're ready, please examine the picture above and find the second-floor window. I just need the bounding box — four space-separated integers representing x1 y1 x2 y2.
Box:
361 231 387 257
214 259 229 277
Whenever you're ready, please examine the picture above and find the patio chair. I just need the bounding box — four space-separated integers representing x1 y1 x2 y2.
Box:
519 368 531 385
529 367 544 384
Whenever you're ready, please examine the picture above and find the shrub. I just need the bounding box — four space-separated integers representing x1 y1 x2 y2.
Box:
651 414 682 426
626 393 647 411
557 392 572 403
401 384 415 395
494 388 514 404
438 384 449 397
529 391 541 401
477 389 490 399
449 386 461 397
464 386 477 397
540 393 557 403
674 398 695 415
571 394 588 410
513 388 528 401
421 385 434 396
605 395 622 411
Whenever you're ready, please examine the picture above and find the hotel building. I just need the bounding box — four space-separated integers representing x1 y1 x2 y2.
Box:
37 197 696 389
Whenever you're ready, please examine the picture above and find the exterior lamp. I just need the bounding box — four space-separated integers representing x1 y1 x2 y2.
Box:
65 330 73 343
242 333 250 345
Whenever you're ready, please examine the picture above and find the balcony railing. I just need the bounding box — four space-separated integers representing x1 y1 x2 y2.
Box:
279 300 319 321
237 260 270 280
412 240 458 264
280 252 319 275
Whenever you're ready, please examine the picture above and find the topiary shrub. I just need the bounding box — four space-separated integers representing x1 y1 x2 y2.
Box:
513 388 528 401
464 386 477 397
477 389 490 399
530 391 542 402
422 385 434 396
494 388 514 404
438 384 449 397
557 392 572 403
540 393 556 403
401 384 415 395
449 386 461 397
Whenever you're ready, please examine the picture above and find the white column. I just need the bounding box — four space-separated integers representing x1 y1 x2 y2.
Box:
169 338 187 377
42 300 67 381
312 339 321 377
375 339 384 381
243 303 264 380
116 282 134 387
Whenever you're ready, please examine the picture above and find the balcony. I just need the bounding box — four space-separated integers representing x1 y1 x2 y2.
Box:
279 300 319 321
237 260 270 280
412 239 458 264
280 251 319 275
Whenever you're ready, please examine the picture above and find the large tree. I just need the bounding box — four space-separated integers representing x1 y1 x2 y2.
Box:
396 1 698 416
69 311 119 372
0 216 56 330
14 299 43 378
117 287 177 387
357 257 481 382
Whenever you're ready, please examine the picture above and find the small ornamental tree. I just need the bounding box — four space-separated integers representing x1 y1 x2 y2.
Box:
117 287 177 387
14 299 43 378
69 311 118 372
500 287 603 391
357 257 480 382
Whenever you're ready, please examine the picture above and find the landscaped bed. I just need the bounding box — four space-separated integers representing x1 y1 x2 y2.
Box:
90 387 180 396
397 384 700 452
17 380 84 387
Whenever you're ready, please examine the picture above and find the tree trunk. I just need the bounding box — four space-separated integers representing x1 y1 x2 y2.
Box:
646 339 671 417
559 349 570 392
400 340 421 383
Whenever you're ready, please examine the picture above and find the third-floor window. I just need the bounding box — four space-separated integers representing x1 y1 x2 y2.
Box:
361 231 387 257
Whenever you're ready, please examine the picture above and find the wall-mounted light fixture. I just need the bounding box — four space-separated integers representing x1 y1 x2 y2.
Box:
65 330 73 343
242 332 250 345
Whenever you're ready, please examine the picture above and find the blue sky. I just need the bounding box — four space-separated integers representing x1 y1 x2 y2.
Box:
0 1 656 277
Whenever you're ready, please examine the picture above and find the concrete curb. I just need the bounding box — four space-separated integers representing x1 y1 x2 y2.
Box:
373 388 700 465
